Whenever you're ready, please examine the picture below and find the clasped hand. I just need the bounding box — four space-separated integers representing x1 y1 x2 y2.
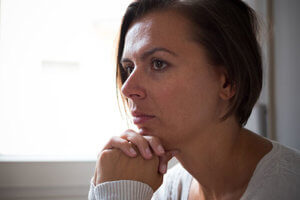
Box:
93 129 176 192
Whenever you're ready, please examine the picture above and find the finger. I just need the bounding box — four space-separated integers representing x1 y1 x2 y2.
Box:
94 158 101 185
121 130 153 159
158 150 179 174
103 136 137 157
93 167 97 185
143 136 165 156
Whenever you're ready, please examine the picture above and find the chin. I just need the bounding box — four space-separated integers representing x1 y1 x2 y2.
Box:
137 126 180 151
137 127 151 136
137 127 161 139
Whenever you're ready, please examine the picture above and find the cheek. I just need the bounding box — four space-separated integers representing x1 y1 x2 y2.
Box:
154 77 220 144
163 75 219 117
169 87 217 124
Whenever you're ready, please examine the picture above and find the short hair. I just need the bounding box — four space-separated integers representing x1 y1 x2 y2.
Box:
116 0 262 127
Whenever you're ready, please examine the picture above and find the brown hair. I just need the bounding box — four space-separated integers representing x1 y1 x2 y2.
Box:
116 0 262 127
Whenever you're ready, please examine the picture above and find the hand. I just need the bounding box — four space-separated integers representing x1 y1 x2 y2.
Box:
95 148 162 192
101 129 177 174
93 129 178 191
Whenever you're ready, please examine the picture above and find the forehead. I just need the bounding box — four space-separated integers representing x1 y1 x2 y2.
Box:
122 10 193 59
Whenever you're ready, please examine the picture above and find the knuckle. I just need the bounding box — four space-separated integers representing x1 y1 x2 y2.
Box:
126 128 135 133
145 136 160 146
121 129 135 137
128 136 145 147
111 136 119 142
120 132 128 138
107 136 118 145
119 139 128 146
98 149 121 161
98 149 111 161
109 136 129 149
126 135 135 142
146 136 155 144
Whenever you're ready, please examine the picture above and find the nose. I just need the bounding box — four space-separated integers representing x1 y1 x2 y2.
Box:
121 68 146 101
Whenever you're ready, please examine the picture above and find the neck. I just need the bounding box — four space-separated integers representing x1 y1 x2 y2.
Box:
174 117 271 199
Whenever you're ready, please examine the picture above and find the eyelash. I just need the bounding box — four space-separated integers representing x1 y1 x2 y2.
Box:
122 58 169 76
123 65 134 75
151 58 169 71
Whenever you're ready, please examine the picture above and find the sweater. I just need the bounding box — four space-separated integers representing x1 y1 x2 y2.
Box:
88 139 300 200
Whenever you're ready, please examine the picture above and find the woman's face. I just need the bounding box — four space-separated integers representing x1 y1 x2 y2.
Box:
121 10 224 150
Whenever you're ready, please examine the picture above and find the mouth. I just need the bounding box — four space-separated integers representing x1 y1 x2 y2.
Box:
131 111 155 125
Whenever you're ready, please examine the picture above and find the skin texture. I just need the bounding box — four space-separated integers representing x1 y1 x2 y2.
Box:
96 148 162 192
121 11 226 150
94 9 273 199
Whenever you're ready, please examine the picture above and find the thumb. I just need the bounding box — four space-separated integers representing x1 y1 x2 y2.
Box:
158 150 179 174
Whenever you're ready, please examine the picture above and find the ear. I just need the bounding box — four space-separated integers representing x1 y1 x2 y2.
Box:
218 71 236 101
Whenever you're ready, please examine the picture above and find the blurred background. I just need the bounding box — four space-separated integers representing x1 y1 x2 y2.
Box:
0 0 299 199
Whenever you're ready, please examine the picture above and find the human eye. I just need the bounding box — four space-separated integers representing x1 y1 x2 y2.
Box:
151 58 169 71
121 63 134 76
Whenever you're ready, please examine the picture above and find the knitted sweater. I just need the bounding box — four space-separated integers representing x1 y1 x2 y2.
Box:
88 139 300 200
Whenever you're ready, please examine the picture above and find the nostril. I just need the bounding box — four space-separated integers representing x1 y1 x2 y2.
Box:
128 89 146 100
130 93 140 98
120 73 146 99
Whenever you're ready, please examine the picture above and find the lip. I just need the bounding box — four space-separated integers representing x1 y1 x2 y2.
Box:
131 111 155 125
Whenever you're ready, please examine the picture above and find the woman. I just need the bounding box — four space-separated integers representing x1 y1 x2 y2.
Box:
89 0 300 199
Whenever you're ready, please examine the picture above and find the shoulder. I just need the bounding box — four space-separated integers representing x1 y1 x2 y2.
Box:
152 162 193 199
242 140 300 200
268 140 300 175
255 140 300 178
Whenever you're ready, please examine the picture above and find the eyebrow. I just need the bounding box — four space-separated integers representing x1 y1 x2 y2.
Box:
120 47 178 63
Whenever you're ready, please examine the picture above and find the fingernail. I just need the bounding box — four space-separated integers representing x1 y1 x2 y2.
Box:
160 164 167 174
157 145 165 154
145 148 152 156
129 147 137 155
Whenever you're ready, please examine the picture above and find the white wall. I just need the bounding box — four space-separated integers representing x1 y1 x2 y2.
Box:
273 0 300 150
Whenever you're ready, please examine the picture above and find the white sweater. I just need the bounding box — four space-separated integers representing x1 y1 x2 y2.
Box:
88 139 300 200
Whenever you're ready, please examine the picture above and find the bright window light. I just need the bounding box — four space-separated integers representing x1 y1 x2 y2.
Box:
0 0 133 158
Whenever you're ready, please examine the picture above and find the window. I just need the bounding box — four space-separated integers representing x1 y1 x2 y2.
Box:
0 1 134 199
0 0 132 159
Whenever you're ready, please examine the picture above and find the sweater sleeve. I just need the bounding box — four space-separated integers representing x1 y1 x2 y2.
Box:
88 177 154 200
